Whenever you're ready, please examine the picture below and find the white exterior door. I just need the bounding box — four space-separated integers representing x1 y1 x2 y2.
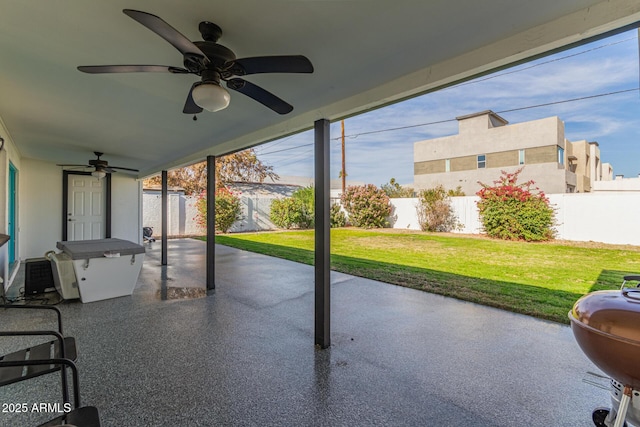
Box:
67 175 105 241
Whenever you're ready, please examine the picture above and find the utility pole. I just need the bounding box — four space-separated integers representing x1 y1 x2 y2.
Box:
341 120 346 194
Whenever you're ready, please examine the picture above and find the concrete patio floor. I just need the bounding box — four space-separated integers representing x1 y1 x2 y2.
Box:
1 238 612 426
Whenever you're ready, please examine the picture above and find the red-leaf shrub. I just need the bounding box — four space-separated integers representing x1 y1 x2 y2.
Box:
476 168 555 241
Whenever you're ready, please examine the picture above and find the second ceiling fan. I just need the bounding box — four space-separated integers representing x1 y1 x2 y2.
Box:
78 9 314 115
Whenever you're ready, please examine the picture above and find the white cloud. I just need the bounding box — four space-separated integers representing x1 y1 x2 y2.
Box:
257 30 640 184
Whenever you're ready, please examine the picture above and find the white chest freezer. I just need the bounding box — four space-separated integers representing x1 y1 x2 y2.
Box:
48 251 80 300
55 238 145 303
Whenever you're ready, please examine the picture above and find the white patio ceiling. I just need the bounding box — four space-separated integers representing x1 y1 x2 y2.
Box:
1 0 639 178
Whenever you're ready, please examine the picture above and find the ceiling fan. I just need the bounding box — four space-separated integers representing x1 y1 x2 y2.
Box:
77 9 314 115
57 152 139 179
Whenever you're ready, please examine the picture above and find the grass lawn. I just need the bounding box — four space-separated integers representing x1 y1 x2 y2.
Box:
209 229 640 324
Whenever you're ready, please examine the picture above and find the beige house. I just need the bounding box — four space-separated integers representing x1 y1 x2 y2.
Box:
413 111 612 195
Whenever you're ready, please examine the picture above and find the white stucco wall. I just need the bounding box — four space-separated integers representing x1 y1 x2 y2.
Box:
142 190 640 246
142 191 202 237
388 193 640 246
231 196 280 232
593 176 640 191
549 193 640 245
142 192 282 236
20 160 141 259
388 196 482 233
20 159 63 259
111 174 142 244
389 198 420 230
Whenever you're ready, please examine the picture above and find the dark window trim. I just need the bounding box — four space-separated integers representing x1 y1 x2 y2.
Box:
62 171 111 241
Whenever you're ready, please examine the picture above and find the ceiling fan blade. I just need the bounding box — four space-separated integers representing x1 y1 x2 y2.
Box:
109 166 140 172
56 164 91 167
226 78 293 114
183 83 204 114
78 65 189 74
227 55 314 76
123 10 208 63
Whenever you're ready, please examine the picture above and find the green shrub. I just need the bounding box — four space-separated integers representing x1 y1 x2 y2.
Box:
330 204 347 228
195 186 243 233
416 185 460 232
381 177 415 198
269 186 315 229
291 186 315 228
447 186 465 197
476 168 555 241
340 184 392 228
270 197 299 229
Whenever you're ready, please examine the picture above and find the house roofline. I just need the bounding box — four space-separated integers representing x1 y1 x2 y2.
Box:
456 110 509 125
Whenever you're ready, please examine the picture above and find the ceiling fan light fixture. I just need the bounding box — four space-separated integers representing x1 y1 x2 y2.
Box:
92 169 106 179
192 83 231 112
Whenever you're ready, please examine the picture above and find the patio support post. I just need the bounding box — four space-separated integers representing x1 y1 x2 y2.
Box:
206 155 216 290
161 170 168 266
314 119 331 349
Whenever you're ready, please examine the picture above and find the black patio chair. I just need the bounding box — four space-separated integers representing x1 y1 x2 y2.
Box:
0 305 77 403
0 305 99 426
0 358 101 427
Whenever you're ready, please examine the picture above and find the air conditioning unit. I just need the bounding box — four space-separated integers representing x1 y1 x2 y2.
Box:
24 258 55 295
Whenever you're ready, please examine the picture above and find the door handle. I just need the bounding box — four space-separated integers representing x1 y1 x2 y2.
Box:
68 219 76 222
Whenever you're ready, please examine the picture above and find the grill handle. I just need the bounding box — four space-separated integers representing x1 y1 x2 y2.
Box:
622 288 640 302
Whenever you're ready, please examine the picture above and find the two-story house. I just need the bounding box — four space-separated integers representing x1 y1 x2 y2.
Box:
413 111 611 195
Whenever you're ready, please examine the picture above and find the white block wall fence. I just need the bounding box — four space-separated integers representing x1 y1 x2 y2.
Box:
143 191 640 246
142 192 282 237
388 193 640 246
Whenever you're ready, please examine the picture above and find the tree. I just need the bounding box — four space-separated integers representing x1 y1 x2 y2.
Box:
381 178 414 198
144 148 278 195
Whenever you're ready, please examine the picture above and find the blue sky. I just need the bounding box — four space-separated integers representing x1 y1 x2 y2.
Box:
255 29 640 187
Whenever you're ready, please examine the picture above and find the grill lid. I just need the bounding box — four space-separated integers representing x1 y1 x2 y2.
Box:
571 289 640 344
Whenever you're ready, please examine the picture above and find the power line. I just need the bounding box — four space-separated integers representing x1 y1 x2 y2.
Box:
268 148 314 168
332 118 456 140
449 37 636 89
258 35 638 155
259 142 313 156
259 87 640 156
253 134 297 154
269 147 313 165
336 87 640 140
497 88 639 114
266 145 314 164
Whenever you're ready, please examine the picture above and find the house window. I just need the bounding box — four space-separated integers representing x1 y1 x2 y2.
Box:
477 154 486 169
445 159 450 172
519 149 525 165
558 147 565 165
